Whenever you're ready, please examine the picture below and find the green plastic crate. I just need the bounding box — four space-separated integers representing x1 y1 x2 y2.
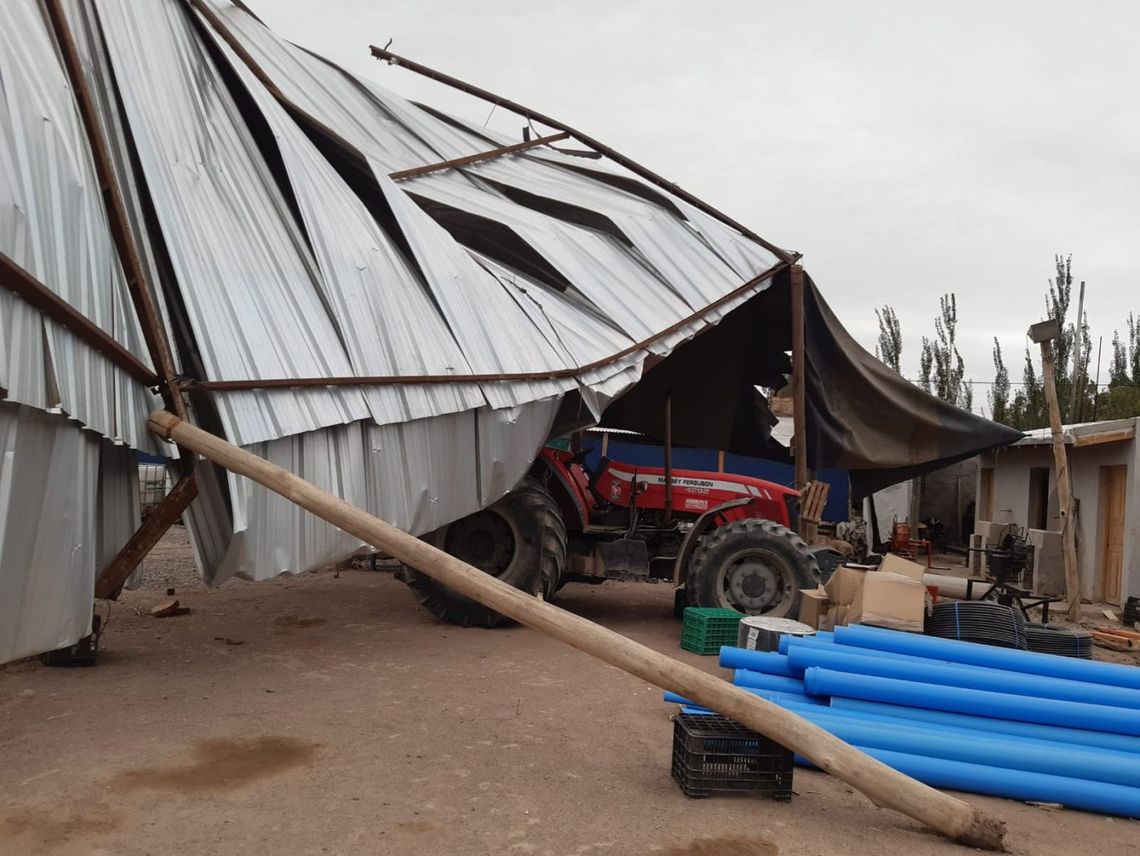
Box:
681 607 744 655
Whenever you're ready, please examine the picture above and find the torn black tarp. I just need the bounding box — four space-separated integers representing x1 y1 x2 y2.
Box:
600 271 1023 495
802 274 1023 497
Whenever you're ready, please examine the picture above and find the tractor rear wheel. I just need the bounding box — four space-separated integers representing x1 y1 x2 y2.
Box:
686 519 820 618
399 477 566 628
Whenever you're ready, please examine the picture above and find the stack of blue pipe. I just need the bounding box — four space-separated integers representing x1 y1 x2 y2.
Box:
663 624 1140 818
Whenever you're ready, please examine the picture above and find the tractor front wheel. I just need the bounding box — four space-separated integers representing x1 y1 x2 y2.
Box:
399 477 566 628
686 519 820 618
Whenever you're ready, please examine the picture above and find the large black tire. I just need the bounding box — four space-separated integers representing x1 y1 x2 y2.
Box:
399 477 567 628
686 519 820 618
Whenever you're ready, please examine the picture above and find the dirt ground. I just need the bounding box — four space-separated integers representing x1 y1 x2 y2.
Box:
2 531 1139 856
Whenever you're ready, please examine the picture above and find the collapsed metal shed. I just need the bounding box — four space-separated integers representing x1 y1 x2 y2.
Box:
0 0 1020 664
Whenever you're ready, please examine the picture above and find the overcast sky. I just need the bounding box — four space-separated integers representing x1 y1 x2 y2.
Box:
257 0 1139 416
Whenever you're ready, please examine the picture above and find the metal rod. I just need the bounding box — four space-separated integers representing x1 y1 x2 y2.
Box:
369 46 795 263
790 264 808 492
0 252 158 386
183 260 788 391
390 132 570 180
662 393 674 524
41 0 186 418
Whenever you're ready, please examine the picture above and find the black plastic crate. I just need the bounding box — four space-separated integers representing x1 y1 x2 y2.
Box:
670 714 794 800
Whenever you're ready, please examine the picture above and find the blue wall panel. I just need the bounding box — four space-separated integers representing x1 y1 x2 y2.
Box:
580 436 850 521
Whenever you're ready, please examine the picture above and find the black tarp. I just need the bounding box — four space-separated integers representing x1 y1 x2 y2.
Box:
600 270 1023 497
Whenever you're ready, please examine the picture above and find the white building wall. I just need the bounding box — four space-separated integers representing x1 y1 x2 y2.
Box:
977 421 1138 603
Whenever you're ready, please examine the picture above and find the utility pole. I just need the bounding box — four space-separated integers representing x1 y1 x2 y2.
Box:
1067 280 1085 422
1030 319 1081 619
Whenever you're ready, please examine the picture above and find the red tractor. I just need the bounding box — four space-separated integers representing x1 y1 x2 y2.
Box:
399 447 823 627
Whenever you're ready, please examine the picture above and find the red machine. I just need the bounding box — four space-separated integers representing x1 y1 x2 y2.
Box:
399 446 823 627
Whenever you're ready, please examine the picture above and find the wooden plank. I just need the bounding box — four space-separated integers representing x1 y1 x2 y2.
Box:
1040 339 1082 620
145 409 1005 850
1100 465 1127 604
1075 427 1135 448
389 133 570 180
94 471 198 600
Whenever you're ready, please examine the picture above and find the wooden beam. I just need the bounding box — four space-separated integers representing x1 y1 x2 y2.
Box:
94 471 198 600
146 409 1005 850
0 252 158 386
390 133 570 180
41 0 186 419
1074 427 1135 448
790 265 808 496
1039 340 1082 620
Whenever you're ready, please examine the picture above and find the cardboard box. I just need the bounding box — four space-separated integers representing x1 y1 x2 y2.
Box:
879 553 926 581
819 606 838 632
848 572 926 633
825 566 866 606
798 586 830 630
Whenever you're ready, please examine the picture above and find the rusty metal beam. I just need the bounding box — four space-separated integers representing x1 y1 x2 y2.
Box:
0 252 158 386
370 46 796 264
41 0 186 418
181 260 789 391
390 132 570 181
94 471 198 600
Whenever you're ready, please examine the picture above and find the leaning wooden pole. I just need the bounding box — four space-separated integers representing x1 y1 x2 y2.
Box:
147 410 1005 849
1040 340 1082 620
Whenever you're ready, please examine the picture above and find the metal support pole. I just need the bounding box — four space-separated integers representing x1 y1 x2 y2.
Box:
663 393 674 524
41 0 186 419
790 265 808 493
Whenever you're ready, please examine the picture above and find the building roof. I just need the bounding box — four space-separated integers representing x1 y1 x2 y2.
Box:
1014 417 1138 448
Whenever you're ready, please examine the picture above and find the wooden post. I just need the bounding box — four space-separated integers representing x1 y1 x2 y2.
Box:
146 410 1004 850
1040 340 1082 619
94 471 198 600
790 265 808 494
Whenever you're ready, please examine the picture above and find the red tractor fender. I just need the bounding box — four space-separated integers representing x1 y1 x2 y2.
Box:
672 496 759 587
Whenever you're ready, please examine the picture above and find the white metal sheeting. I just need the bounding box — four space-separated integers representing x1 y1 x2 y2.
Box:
0 401 138 664
0 0 160 452
0 0 788 658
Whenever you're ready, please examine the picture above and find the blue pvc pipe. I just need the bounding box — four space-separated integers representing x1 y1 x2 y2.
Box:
787 705 1140 789
831 697 1140 756
805 668 1140 736
717 647 798 676
835 623 1140 690
787 642 1140 710
799 746 1140 819
785 632 975 665
732 670 811 695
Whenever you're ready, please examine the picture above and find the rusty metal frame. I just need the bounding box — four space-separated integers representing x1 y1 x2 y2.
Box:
41 0 186 418
94 471 198 600
390 132 570 181
370 46 796 264
0 252 158 386
181 260 789 391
